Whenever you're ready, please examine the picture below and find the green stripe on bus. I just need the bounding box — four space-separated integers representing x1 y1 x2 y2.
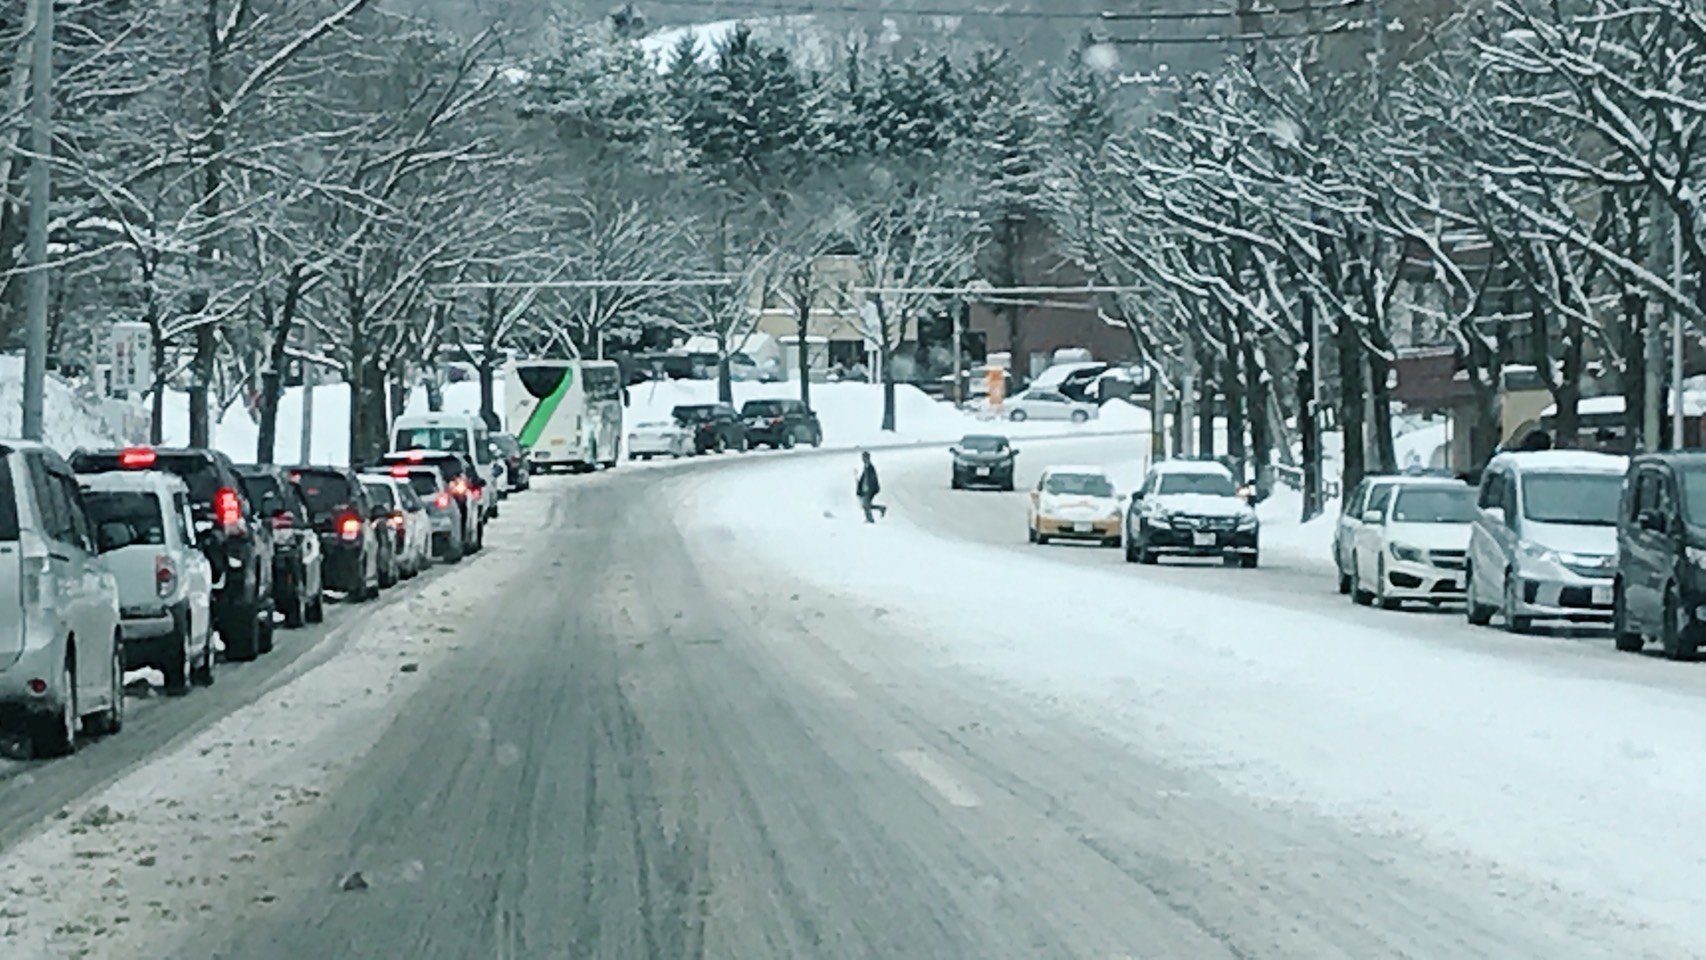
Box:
517 367 573 448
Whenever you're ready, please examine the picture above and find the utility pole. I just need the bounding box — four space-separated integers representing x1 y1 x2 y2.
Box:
1672 213 1686 450
19 0 54 441
1179 340 1197 459
1645 196 1669 451
1150 368 1167 460
298 322 315 464
951 300 964 409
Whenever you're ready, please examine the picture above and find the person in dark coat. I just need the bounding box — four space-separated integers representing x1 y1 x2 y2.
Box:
856 451 887 523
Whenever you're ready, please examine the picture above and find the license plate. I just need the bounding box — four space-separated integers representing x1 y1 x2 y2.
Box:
1074 521 1092 533
1592 584 1613 605
976 467 990 476
1192 531 1216 547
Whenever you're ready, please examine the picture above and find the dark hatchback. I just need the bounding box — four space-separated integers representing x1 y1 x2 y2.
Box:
950 434 1018 491
1614 452 1706 659
672 403 747 454
740 399 822 449
292 466 381 601
71 447 277 659
234 464 325 627
376 451 484 554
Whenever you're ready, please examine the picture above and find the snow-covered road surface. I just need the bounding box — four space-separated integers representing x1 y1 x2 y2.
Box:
1 438 1699 958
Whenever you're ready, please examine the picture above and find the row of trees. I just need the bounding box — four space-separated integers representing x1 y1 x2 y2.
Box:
6 1 1702 505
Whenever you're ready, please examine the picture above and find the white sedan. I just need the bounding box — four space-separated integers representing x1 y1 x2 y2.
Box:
1005 389 1099 424
1349 478 1478 609
628 420 694 460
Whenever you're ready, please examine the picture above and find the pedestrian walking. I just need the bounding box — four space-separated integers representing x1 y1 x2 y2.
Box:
856 451 887 523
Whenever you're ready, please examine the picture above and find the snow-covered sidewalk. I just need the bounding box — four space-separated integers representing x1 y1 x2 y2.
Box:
673 450 1706 953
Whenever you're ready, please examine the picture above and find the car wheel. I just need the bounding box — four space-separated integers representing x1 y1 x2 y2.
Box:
85 641 124 737
951 473 963 490
1027 523 1037 544
257 602 276 655
714 436 727 454
1337 565 1352 595
1465 564 1496 625
1070 410 1089 423
1376 558 1400 609
282 583 306 628
1241 552 1259 569
1503 573 1534 634
1009 409 1028 422
810 429 822 448
1613 580 1644 652
164 605 192 696
224 602 261 661
33 660 77 758
307 588 325 623
782 431 797 450
1351 556 1374 606
1001 477 1014 492
1662 584 1699 660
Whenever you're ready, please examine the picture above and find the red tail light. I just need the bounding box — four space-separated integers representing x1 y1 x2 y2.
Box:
215 487 243 530
119 447 156 468
155 554 177 597
770 416 784 426
389 511 405 529
390 466 409 478
270 510 294 530
289 471 302 481
337 512 362 541
434 492 450 509
449 478 468 498
470 486 482 500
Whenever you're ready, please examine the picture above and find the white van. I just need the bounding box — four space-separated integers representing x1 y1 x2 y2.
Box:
1466 450 1628 632
390 412 497 520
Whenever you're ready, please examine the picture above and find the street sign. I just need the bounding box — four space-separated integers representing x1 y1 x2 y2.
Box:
109 322 150 394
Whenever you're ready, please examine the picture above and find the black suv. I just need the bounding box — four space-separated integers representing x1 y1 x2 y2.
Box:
1614 452 1706 659
491 433 530 492
950 434 1018 490
292 466 382 602
377 451 484 554
71 447 277 659
673 403 747 454
740 399 822 449
235 464 325 627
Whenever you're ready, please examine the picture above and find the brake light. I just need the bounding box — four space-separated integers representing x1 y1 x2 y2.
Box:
389 511 405 529
391 466 409 478
407 450 424 462
449 478 468 498
215 487 243 530
289 471 301 481
770 417 784 426
337 512 362 541
155 554 177 597
271 511 294 530
470 486 482 500
119 447 156 468
435 492 450 509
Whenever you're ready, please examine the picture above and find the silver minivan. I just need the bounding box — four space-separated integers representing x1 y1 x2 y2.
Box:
1466 450 1628 633
0 441 125 756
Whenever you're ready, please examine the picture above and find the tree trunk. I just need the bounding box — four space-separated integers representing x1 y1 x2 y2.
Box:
1300 294 1322 521
1242 332 1270 491
795 279 812 409
1623 290 1647 444
1369 347 1397 472
255 267 305 464
1197 363 1215 458
1224 342 1246 474
1337 317 1366 498
188 309 214 448
716 331 733 404
1553 306 1585 447
355 354 388 465
148 309 166 444
478 359 498 432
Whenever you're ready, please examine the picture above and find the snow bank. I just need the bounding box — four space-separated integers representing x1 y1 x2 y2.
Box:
0 355 130 452
1256 487 1338 571
674 452 1706 951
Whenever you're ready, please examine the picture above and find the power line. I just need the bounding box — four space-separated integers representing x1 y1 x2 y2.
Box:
1098 21 1360 44
637 0 1365 24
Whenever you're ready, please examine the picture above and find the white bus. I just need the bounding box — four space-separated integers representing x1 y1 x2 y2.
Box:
506 359 624 472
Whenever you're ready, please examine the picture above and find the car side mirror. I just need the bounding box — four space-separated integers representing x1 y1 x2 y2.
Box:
1362 509 1384 524
948 446 960 456
1008 447 1020 456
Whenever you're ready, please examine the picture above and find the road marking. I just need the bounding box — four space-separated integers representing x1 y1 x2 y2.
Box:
893 749 982 808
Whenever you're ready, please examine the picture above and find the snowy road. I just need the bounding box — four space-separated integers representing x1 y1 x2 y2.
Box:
3 439 1703 958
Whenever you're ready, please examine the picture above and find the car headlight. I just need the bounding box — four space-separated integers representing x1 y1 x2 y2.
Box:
1390 541 1425 563
1236 513 1257 530
1151 509 1175 525
1518 542 1560 565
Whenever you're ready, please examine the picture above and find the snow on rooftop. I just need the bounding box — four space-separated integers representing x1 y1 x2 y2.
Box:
1489 449 1629 472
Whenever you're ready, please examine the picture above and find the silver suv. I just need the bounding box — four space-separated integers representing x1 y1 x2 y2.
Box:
0 441 125 756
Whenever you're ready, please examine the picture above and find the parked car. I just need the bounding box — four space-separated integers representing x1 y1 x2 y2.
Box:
1465 450 1627 633
358 477 406 587
740 399 822 449
385 465 465 562
360 474 430 581
71 447 276 660
628 420 694 460
1345 477 1477 609
376 451 484 554
0 441 124 756
1004 389 1098 424
390 412 499 523
491 433 530 492
292 466 382 601
80 471 215 694
234 464 325 628
1334 475 1405 594
950 434 1018 491
673 404 747 454
1124 459 1259 567
1614 452 1706 658
1026 466 1123 547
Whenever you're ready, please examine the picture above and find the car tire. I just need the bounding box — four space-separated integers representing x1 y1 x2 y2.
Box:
1070 410 1089 423
1027 524 1038 544
1001 477 1014 492
1376 558 1400 609
1241 552 1259 569
33 660 77 758
951 473 963 490
192 630 216 687
257 602 276 655
1337 567 1352 595
1662 584 1699 660
306 590 325 623
224 602 261 661
1351 556 1374 606
1503 573 1534 634
714 436 727 454
1009 409 1029 422
85 641 124 737
282 583 306 628
782 431 797 450
810 429 822 448
1465 564 1496 625
164 605 192 696
1613 581 1644 652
